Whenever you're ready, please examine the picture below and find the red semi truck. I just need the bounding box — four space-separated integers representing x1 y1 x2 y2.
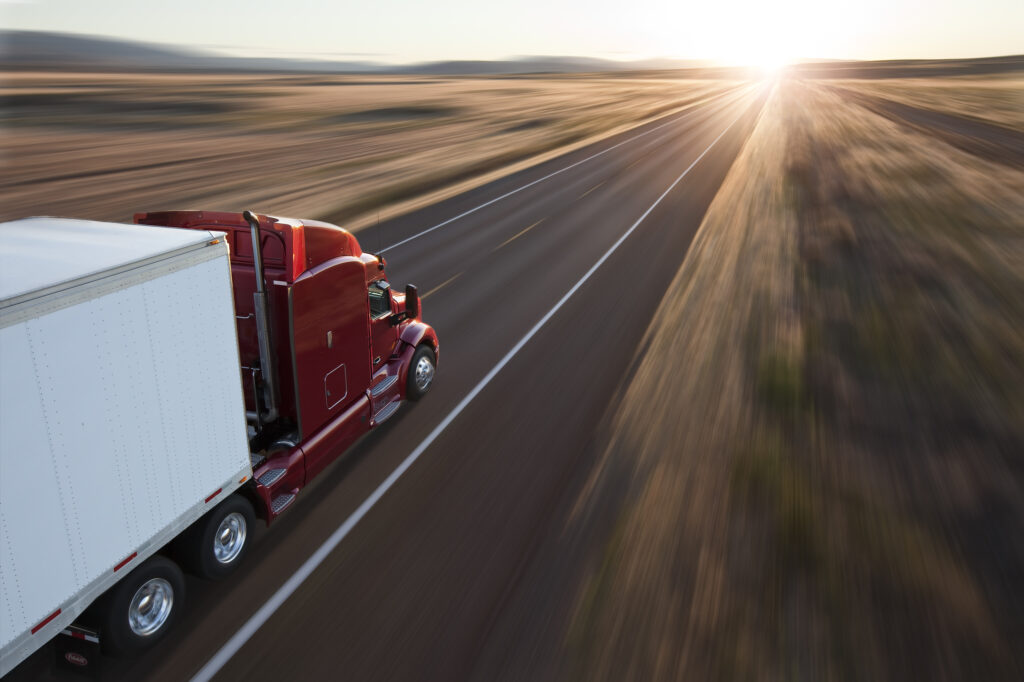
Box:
134 210 441 520
0 210 438 674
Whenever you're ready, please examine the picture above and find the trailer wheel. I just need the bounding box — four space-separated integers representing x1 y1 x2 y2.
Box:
182 494 255 580
407 344 436 400
100 555 184 656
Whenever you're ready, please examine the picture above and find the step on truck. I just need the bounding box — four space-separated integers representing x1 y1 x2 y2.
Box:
0 210 439 676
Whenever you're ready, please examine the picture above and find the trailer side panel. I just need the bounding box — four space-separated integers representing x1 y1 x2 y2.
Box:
0 235 250 675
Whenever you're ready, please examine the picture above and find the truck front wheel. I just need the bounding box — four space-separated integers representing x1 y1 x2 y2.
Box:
100 555 184 656
181 494 255 580
407 345 436 400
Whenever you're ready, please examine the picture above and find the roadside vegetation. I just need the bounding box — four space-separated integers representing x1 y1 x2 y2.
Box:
568 78 1024 681
0 72 732 228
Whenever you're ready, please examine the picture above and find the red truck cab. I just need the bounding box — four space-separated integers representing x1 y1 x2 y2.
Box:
134 210 439 522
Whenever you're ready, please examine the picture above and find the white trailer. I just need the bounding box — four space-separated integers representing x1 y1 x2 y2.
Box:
0 218 253 676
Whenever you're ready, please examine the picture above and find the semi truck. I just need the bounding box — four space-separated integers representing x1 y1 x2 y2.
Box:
0 210 439 676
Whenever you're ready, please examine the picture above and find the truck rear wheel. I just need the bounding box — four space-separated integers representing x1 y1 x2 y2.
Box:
100 555 184 656
181 494 255 580
407 345 436 401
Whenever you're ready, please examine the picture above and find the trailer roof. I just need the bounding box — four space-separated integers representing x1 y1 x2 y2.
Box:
0 217 220 304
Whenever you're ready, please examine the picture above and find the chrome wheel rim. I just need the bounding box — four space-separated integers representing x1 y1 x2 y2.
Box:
414 355 434 392
213 512 247 564
128 578 173 636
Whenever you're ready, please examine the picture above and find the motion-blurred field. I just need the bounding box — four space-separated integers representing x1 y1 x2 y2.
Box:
569 77 1024 681
836 74 1024 130
0 71 731 227
5 63 1023 681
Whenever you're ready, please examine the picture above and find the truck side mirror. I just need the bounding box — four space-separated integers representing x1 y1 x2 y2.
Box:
405 284 419 320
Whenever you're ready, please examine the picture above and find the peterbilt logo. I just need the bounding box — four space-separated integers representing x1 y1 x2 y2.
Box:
64 652 88 667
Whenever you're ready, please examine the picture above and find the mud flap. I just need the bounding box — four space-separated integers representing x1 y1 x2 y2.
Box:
55 625 102 678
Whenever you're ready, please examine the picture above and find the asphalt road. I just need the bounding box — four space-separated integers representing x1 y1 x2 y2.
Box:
9 81 768 681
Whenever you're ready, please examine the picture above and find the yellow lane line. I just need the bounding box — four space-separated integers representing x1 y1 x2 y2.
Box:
624 156 646 171
493 218 545 252
577 180 607 200
421 271 463 300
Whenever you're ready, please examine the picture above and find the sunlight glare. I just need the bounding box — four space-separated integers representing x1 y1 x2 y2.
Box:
651 0 850 72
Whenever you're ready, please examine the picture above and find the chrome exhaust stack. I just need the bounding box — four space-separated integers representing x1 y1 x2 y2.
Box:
243 210 279 424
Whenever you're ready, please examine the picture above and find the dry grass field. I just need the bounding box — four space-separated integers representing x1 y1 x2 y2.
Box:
825 78 1024 170
0 71 733 227
568 78 1024 681
835 76 1024 130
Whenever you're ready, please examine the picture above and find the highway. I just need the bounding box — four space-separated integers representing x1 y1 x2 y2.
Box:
8 81 768 681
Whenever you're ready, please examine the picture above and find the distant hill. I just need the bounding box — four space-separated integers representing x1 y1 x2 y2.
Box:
0 30 712 75
0 30 382 72
2 31 1020 77
789 55 1024 78
2 30 199 66
402 55 713 75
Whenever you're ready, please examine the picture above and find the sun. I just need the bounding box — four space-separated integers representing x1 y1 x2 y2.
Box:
686 6 797 75
755 52 790 76
720 38 793 75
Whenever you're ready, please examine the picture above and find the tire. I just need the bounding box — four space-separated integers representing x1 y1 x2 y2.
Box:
100 555 184 656
181 494 255 580
406 344 436 401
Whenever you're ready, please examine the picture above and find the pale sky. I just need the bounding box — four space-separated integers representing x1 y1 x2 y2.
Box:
3 0 1022 65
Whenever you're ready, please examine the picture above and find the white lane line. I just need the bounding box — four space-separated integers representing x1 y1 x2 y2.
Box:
192 107 747 682
377 86 749 255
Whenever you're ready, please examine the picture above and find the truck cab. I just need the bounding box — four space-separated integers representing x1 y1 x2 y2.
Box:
134 210 439 521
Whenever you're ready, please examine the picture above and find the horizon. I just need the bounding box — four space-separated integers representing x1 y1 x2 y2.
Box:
3 28 1022 71
3 0 1022 69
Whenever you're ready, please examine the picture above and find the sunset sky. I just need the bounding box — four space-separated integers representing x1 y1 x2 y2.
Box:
4 0 1022 66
